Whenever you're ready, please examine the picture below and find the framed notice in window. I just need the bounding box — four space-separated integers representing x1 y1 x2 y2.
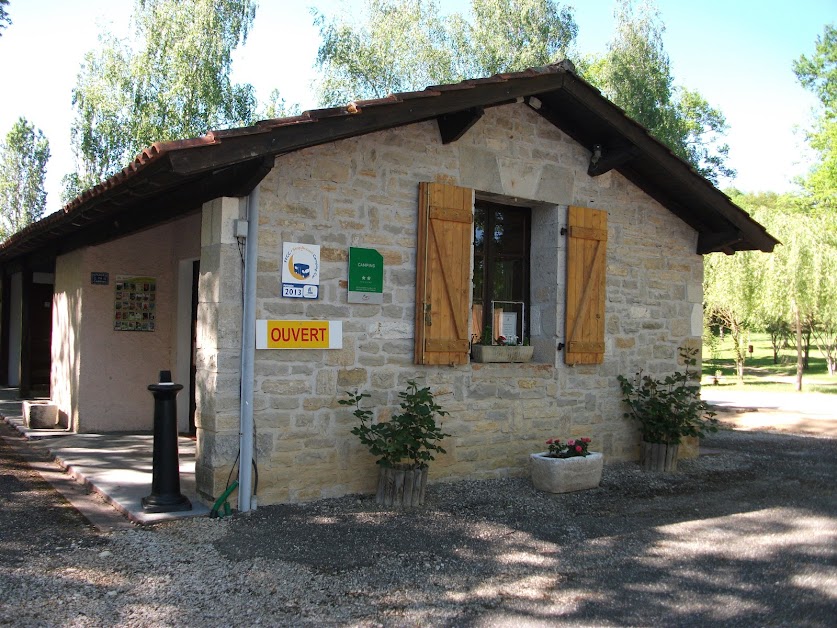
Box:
114 276 157 332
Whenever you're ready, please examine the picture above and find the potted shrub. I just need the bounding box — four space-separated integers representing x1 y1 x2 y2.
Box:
530 437 603 493
340 380 450 508
471 326 534 363
617 347 719 472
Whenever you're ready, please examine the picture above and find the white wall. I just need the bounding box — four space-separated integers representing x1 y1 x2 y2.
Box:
51 213 201 432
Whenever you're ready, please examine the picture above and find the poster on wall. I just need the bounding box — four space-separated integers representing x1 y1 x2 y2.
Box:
281 242 320 299
114 276 157 331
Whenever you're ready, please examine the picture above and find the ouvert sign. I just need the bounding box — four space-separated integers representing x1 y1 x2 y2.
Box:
256 320 343 349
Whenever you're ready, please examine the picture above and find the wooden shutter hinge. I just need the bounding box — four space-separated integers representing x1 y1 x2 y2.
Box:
560 227 568 236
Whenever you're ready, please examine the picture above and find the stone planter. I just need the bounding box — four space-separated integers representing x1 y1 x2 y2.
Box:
639 441 679 472
376 464 428 508
530 452 603 493
23 401 59 429
471 344 534 363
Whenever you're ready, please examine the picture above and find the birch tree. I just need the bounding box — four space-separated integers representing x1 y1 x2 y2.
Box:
794 24 836 212
313 0 578 107
66 0 259 199
0 117 50 239
581 0 733 184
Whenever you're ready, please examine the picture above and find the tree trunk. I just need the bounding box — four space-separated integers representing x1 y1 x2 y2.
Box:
732 323 745 383
794 304 803 392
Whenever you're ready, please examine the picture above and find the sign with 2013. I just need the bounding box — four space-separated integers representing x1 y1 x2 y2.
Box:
281 242 320 299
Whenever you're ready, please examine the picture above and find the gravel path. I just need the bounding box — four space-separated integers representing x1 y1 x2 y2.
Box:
1 426 835 627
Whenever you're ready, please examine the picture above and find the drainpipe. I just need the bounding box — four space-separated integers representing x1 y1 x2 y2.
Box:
238 186 259 513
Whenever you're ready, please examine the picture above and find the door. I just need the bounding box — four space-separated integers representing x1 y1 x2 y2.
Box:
188 260 199 435
27 282 53 394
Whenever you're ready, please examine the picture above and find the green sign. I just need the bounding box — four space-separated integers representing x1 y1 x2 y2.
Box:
348 247 384 304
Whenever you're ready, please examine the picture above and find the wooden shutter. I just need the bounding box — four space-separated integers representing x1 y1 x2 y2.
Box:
565 206 607 365
415 182 474 365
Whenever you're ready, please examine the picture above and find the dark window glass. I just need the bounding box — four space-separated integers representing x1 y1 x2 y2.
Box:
471 201 530 343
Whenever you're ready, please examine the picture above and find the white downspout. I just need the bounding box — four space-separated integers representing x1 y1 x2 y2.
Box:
238 185 259 512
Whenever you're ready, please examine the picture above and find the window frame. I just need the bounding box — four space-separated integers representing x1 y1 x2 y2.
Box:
472 199 532 344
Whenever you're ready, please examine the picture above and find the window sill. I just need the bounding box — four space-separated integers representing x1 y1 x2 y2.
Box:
470 345 534 363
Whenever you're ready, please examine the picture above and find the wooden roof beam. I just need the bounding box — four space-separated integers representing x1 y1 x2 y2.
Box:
588 143 641 176
437 107 484 144
697 230 745 255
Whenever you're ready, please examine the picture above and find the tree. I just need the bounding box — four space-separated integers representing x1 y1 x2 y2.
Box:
703 247 759 382
793 24 837 212
721 191 837 388
582 0 733 184
0 0 11 36
313 0 578 107
262 89 302 120
67 0 259 197
794 24 837 112
0 117 50 239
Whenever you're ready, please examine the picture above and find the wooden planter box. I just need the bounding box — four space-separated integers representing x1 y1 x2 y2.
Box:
376 464 428 508
471 345 534 363
530 452 604 493
640 441 680 472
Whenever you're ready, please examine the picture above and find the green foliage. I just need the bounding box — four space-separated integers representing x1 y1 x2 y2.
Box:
705 190 837 384
702 331 837 393
262 89 302 120
544 436 591 458
313 0 577 107
0 0 10 35
67 0 259 195
0 117 50 239
464 0 577 76
581 0 732 184
794 24 837 112
480 325 492 345
794 24 837 212
703 217 763 381
341 380 451 468
618 347 718 445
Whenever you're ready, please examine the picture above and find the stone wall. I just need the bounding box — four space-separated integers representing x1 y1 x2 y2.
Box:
195 103 703 504
194 196 247 499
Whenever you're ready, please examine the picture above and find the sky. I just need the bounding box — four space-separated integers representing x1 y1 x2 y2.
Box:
0 0 833 214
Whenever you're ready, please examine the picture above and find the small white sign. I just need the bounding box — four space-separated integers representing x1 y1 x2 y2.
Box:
501 312 518 336
282 242 320 299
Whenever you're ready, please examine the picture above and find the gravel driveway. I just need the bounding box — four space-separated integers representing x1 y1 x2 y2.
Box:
1 425 835 627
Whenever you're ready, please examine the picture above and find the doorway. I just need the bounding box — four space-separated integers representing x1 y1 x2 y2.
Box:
176 258 200 435
189 260 199 435
27 281 53 394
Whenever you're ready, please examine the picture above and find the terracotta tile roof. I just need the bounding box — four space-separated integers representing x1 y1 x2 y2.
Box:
0 61 777 261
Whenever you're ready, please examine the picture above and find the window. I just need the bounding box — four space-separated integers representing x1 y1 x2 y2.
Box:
471 200 531 344
415 183 606 366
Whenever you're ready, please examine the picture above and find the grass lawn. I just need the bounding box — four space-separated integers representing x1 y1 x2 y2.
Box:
701 331 837 395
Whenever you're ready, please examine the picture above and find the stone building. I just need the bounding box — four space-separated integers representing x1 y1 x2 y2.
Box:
0 63 777 507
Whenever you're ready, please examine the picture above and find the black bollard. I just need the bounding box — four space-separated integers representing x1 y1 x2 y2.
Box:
142 370 192 513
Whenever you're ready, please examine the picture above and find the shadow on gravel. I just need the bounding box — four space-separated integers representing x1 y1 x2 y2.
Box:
211 430 836 626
